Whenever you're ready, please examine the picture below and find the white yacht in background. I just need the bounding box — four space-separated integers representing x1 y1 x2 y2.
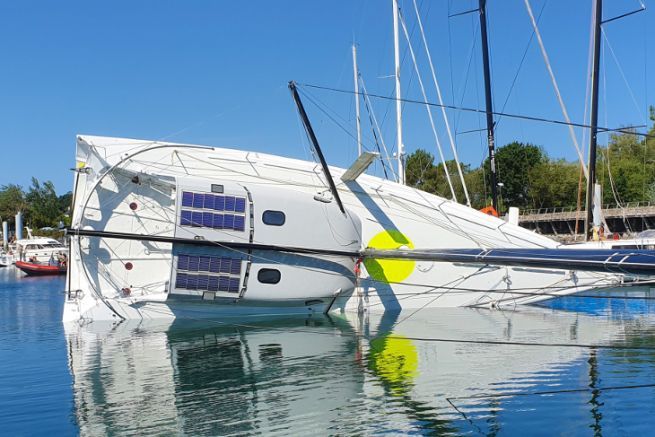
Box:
0 250 14 267
15 234 68 264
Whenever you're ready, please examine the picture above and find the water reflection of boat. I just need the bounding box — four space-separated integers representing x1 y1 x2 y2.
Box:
65 305 655 434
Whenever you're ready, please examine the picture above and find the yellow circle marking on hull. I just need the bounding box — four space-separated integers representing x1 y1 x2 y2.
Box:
363 230 415 283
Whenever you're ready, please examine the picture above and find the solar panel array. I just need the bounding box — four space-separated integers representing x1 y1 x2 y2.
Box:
180 191 247 231
175 254 242 293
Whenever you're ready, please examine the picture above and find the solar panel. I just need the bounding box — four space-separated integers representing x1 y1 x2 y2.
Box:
198 256 210 272
191 212 203 227
208 276 219 292
197 274 209 290
218 276 230 291
235 197 246 213
180 210 192 226
187 256 199 272
175 252 243 295
214 195 225 211
212 213 224 229
182 192 193 207
177 255 189 270
230 260 241 275
202 212 213 227
224 214 235 229
179 191 246 231
220 257 231 273
175 273 188 289
204 194 215 210
233 216 245 231
192 193 204 209
225 196 236 212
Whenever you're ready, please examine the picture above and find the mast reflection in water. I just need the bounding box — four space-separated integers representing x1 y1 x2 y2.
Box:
66 294 655 435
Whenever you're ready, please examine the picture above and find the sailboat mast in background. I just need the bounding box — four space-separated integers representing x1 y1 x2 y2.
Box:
392 0 405 184
584 0 603 241
352 44 362 157
478 0 499 212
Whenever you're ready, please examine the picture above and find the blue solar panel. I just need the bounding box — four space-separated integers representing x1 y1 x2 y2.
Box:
197 275 209 290
198 256 210 272
191 212 203 227
224 214 235 229
230 260 241 275
208 276 219 292
175 273 188 289
235 197 246 213
220 258 231 273
212 213 224 229
224 196 235 212
233 216 245 231
214 195 225 211
204 194 215 210
202 212 213 227
182 192 193 207
209 257 221 273
180 210 192 226
187 275 198 289
177 255 189 270
192 193 204 209
219 276 230 291
187 256 199 272
228 277 240 292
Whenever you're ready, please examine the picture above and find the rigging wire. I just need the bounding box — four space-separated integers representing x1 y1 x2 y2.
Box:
398 7 458 201
524 0 589 182
411 0 471 206
298 82 655 140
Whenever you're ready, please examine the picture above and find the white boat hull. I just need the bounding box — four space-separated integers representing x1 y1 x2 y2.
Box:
63 135 622 322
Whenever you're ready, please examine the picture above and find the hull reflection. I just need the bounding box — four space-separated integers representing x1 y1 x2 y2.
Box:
66 304 655 434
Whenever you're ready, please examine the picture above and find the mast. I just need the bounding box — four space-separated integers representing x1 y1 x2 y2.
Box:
584 0 602 241
352 44 362 157
392 0 405 184
478 0 498 212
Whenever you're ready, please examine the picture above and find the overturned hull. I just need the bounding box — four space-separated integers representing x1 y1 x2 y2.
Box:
64 135 622 322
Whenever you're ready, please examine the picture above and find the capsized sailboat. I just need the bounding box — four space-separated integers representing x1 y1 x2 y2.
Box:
61 86 655 323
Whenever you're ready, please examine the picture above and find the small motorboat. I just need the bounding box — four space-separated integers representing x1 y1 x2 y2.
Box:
15 260 66 276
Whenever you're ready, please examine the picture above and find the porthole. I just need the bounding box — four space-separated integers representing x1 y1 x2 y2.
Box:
262 210 286 226
258 268 281 284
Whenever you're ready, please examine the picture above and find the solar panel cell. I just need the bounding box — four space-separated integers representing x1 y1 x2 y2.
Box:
182 192 193 207
192 193 204 209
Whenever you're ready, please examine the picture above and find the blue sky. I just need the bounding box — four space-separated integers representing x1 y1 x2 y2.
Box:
0 0 652 193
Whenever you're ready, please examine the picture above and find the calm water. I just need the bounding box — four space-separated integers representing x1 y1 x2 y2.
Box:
2 266 655 435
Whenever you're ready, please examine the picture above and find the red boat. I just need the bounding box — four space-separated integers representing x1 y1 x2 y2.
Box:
15 261 67 276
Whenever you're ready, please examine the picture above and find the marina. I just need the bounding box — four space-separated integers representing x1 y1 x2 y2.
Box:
2 0 655 434
3 271 655 434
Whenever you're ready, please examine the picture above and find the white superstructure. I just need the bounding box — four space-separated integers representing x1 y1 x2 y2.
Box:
62 135 622 323
15 237 68 264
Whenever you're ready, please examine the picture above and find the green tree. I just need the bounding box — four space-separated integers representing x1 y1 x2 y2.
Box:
25 178 62 228
485 142 547 211
0 184 26 225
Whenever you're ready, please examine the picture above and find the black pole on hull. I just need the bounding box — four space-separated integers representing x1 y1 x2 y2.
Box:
289 81 346 214
478 0 499 213
584 0 602 241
